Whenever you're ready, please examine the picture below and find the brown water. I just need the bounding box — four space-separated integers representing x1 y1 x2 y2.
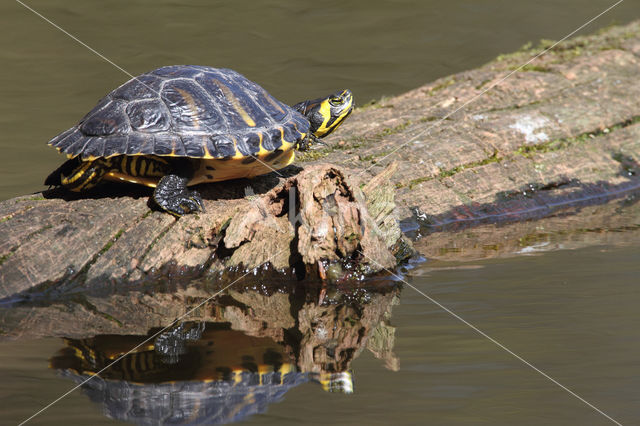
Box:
2 0 640 200
2 1 640 425
1 239 639 425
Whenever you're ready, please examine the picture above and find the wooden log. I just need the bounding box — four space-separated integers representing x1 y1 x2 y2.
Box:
2 20 640 296
0 163 408 298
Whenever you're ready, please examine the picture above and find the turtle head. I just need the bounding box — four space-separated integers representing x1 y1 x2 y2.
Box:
293 89 353 148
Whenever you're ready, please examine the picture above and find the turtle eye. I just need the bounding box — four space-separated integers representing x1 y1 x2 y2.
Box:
329 97 343 106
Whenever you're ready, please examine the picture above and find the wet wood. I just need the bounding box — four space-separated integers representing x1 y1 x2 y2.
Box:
2 20 640 296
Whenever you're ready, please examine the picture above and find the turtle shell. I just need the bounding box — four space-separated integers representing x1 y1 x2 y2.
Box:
48 65 310 160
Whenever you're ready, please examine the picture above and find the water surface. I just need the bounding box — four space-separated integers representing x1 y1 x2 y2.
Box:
1 241 639 425
1 2 640 425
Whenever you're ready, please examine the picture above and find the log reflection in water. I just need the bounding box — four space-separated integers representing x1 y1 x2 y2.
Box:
48 281 401 424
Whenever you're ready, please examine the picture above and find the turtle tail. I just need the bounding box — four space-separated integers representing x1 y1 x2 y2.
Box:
45 157 109 191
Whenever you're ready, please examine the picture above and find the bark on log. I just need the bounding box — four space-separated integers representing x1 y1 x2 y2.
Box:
3 20 640 296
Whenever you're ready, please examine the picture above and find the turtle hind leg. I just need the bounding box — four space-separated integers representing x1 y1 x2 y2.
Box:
46 157 110 192
153 175 205 217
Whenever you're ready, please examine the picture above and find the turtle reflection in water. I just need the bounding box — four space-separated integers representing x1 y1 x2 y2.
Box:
45 65 353 216
49 282 399 424
50 323 353 425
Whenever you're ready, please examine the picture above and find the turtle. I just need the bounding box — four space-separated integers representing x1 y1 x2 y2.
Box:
45 65 353 216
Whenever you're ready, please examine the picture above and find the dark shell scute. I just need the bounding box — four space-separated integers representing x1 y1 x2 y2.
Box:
111 74 164 101
47 66 312 160
60 130 89 157
80 100 129 136
126 100 171 132
153 134 183 156
262 127 284 152
201 70 272 128
103 136 129 157
182 135 205 157
78 96 112 125
162 79 228 134
209 135 237 158
292 114 310 133
195 75 263 131
282 125 298 145
237 132 263 157
238 77 288 123
126 133 155 155
153 65 204 79
49 127 76 149
80 138 104 159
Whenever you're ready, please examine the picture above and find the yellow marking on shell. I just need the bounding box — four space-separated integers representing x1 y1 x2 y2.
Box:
279 363 294 375
258 364 274 385
213 79 256 127
176 88 200 129
273 126 294 152
281 132 295 151
263 93 286 114
233 370 243 385
202 140 216 159
231 136 244 160
256 133 270 156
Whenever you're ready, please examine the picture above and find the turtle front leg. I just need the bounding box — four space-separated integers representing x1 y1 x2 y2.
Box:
296 134 322 152
153 175 205 216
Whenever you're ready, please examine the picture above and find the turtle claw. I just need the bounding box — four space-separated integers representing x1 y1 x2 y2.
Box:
191 193 206 213
180 192 205 214
154 175 205 216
